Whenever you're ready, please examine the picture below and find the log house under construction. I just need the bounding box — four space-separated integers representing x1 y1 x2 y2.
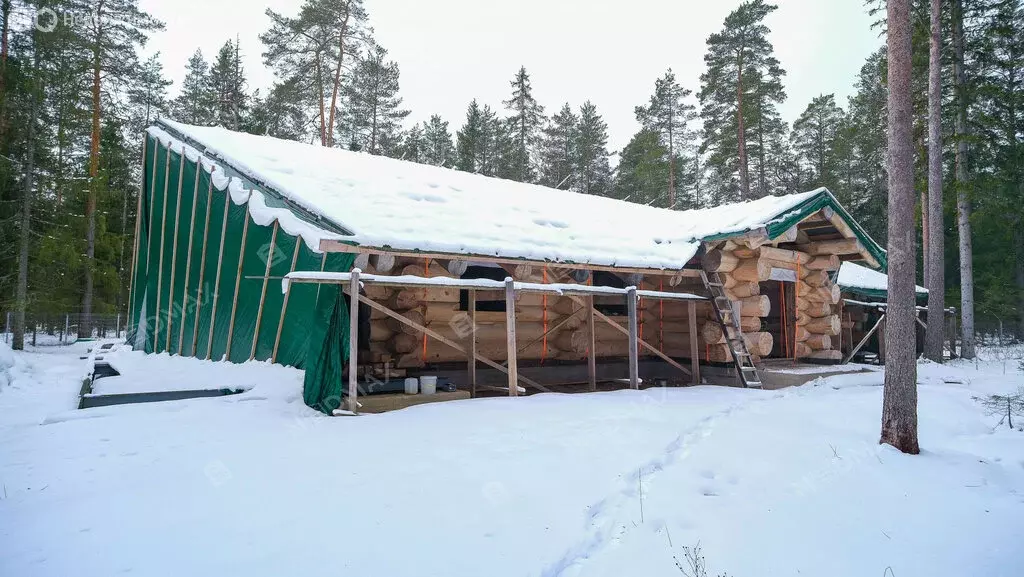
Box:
128 119 890 413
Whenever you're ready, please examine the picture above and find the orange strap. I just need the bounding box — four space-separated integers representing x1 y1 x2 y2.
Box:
779 282 789 358
422 258 429 361
795 263 801 359
659 278 664 351
541 268 548 363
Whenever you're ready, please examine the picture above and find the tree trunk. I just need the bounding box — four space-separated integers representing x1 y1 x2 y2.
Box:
325 6 351 148
880 0 920 455
82 14 103 340
315 54 327 146
12 53 37 351
924 0 946 362
736 50 751 200
952 0 975 359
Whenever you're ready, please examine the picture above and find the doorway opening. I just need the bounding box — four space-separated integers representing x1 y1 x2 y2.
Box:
760 279 797 359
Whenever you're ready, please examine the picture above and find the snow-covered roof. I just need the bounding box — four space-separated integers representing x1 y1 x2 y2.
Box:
149 119 838 270
837 262 927 296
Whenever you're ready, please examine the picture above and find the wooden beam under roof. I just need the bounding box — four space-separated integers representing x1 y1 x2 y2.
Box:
319 239 704 277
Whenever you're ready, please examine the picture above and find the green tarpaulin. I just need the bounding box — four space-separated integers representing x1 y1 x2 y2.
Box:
127 135 353 413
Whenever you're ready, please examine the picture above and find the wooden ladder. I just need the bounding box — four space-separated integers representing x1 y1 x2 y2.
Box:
700 270 763 389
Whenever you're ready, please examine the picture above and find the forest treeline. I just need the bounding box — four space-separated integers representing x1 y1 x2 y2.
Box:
0 0 1020 345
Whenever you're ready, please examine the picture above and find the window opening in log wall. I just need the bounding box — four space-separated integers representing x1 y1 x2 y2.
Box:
459 266 508 312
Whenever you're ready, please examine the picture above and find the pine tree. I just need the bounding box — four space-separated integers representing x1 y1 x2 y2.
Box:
209 39 249 130
171 50 214 125
791 94 844 189
635 69 696 208
539 103 577 189
699 0 785 201
246 79 310 140
77 0 164 337
575 101 613 197
261 0 367 146
421 114 454 167
127 53 170 134
924 0 945 362
502 66 545 183
880 0 920 455
341 44 409 155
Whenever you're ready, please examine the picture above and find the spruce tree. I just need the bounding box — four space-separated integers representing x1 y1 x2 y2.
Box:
635 69 696 208
699 0 785 201
247 79 310 140
397 124 425 162
575 101 613 196
456 100 501 176
342 44 409 155
539 103 577 189
502 66 545 182
209 39 249 130
614 129 673 207
127 53 170 134
171 50 215 125
422 114 455 167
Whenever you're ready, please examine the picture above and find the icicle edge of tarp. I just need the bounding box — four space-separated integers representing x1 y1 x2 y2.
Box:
146 125 343 255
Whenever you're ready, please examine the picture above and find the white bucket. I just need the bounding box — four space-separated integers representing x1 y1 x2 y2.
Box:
419 376 438 395
404 377 418 395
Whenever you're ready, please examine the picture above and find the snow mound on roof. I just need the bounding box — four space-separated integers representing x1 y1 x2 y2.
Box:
838 261 927 293
155 119 822 270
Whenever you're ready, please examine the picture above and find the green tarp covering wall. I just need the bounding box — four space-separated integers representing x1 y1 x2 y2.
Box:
126 134 354 413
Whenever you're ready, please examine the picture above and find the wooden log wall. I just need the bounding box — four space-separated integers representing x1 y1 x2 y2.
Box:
704 235 848 362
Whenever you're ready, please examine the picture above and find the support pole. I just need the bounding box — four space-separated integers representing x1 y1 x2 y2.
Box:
347 269 360 412
250 221 279 360
627 286 639 390
164 156 186 352
223 206 251 360
177 161 202 354
844 313 886 364
126 137 148 334
586 296 597 392
188 174 214 357
505 277 518 397
205 178 232 360
688 300 700 385
271 237 303 363
468 289 477 398
153 147 172 351
877 316 886 365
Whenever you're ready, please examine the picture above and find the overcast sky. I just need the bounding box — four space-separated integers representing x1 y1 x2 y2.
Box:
139 0 882 151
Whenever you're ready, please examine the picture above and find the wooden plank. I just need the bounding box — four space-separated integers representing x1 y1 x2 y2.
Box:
844 313 885 364
153 148 172 351
164 157 186 351
177 161 202 354
587 296 596 392
188 175 214 357
126 137 148 335
468 290 477 398
688 300 700 385
319 239 703 278
505 278 518 397
567 295 692 377
250 221 279 360
271 237 302 363
352 290 545 391
223 206 251 360
627 287 639 390
205 179 233 360
347 270 360 412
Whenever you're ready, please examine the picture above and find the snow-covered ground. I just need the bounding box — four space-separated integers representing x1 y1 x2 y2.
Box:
1 342 1022 577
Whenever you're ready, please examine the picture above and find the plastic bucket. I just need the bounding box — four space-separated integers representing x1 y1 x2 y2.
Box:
404 377 418 395
419 376 437 395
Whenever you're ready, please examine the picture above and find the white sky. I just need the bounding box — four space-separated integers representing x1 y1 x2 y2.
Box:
139 0 882 152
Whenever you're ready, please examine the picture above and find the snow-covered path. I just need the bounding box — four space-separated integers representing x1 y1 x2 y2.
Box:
1 343 1023 577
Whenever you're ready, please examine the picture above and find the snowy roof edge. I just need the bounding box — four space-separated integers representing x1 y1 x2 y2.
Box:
148 119 885 272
